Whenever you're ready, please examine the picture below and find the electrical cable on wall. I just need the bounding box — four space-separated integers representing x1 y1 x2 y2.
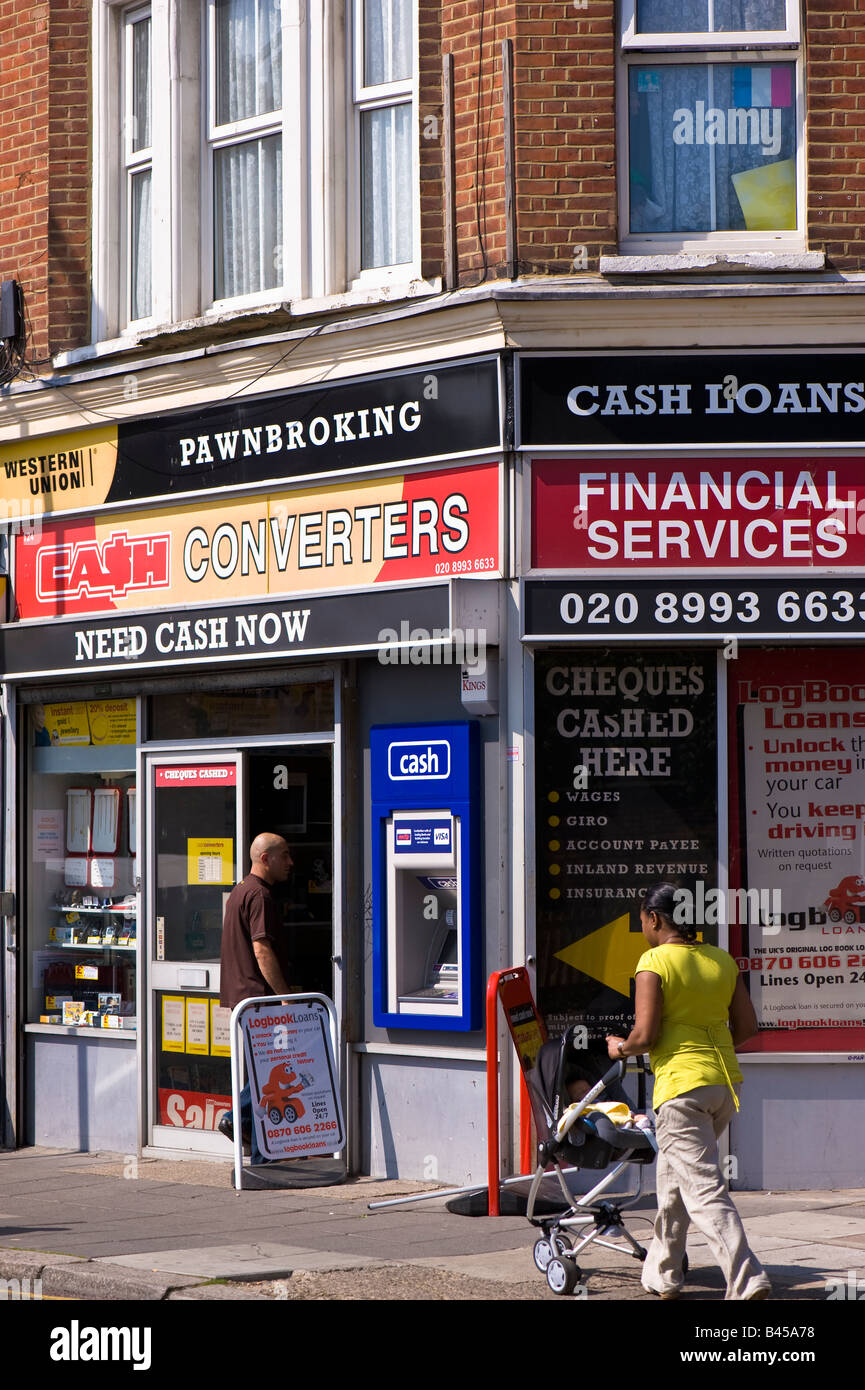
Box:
0 280 52 386
0 280 27 386
474 0 490 281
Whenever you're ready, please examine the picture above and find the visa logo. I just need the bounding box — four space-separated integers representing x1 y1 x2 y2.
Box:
433 828 450 845
388 740 451 780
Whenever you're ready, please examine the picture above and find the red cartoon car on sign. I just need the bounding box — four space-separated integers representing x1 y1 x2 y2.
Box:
258 1062 307 1125
824 875 865 924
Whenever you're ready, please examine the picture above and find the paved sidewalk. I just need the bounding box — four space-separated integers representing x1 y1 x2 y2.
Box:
0 1147 863 1302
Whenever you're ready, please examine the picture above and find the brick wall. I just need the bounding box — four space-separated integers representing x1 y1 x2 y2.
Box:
806 2 865 270
512 0 616 277
425 0 616 285
47 0 91 352
0 0 89 368
426 1 862 282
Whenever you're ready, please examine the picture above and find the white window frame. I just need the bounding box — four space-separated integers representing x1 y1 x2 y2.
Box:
621 0 800 50
204 0 302 313
93 0 195 341
90 0 423 347
122 5 154 326
617 1 806 255
348 0 419 289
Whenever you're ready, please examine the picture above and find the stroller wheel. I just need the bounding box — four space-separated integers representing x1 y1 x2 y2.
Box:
535 1234 572 1271
546 1256 581 1296
533 1238 554 1272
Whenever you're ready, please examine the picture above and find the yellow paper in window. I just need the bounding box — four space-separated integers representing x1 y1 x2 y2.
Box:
87 699 137 744
210 1000 232 1057
43 701 91 745
186 998 210 1056
162 996 186 1053
732 159 796 231
187 838 234 885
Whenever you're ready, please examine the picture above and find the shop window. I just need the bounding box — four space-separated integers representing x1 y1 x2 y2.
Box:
148 681 334 740
532 649 719 1042
26 700 139 1034
619 1 804 252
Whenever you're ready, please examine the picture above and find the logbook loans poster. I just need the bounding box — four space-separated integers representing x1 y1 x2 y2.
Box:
241 997 345 1159
731 650 865 1048
535 650 718 1042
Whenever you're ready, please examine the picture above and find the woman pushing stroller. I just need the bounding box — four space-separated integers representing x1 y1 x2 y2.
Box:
605 882 772 1301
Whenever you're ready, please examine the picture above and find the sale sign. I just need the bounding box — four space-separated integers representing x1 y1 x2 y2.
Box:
241 998 345 1160
159 1088 231 1130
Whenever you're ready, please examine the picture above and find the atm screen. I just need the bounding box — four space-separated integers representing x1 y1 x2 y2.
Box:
437 928 458 966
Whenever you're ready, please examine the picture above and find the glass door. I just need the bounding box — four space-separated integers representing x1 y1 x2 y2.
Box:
144 752 243 1153
246 748 334 998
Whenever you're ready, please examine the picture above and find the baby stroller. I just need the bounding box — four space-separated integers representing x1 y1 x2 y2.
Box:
525 1026 659 1295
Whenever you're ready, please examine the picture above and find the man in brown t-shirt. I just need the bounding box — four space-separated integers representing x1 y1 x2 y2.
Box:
220 833 294 1009
218 833 294 1160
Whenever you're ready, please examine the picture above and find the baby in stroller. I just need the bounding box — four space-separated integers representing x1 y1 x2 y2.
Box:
565 1075 652 1134
525 1026 658 1295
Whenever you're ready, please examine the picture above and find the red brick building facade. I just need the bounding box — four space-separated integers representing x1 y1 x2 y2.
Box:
2 1 862 363
3 2 865 1192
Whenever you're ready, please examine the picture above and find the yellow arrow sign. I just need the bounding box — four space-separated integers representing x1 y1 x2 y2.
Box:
554 913 646 999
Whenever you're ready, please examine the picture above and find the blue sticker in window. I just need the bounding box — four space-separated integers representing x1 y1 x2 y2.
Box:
637 71 660 93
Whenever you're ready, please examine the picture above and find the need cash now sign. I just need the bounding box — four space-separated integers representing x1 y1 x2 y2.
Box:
14 463 500 620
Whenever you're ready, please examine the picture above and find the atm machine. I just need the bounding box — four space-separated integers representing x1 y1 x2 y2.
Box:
371 723 481 1031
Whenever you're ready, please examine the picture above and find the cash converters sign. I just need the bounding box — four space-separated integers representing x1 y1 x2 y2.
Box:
14 462 500 620
532 458 865 570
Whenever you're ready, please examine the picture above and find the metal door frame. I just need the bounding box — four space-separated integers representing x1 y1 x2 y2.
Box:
139 717 341 1157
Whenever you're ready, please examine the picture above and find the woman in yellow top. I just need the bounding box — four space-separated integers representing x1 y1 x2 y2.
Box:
605 882 771 1301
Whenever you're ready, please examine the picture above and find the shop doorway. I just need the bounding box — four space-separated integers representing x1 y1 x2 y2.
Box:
143 745 335 1156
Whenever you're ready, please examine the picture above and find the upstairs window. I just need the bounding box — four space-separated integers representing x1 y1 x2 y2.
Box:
91 0 420 347
123 7 153 322
619 2 803 251
208 0 284 303
352 0 416 279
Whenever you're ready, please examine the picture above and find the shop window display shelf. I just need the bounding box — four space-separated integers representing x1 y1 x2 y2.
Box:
32 901 138 1037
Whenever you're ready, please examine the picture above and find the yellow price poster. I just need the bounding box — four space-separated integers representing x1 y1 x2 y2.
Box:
186 998 210 1056
187 838 234 885
43 702 91 745
162 996 186 1053
87 699 137 744
210 1001 232 1057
